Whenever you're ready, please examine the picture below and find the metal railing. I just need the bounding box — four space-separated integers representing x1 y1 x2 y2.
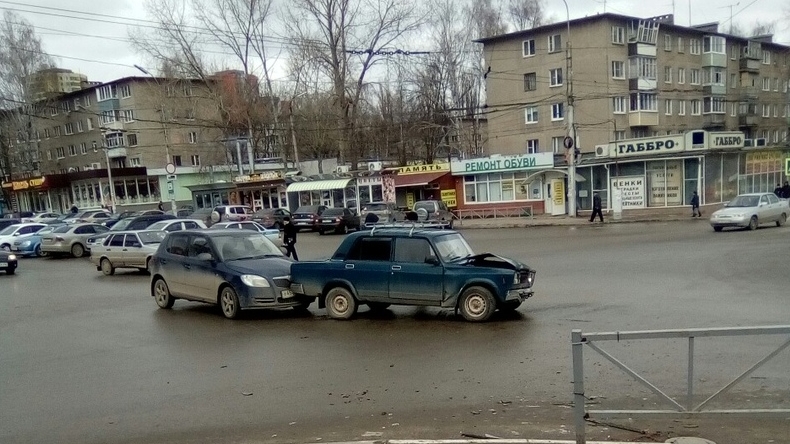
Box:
571 325 790 444
456 205 534 223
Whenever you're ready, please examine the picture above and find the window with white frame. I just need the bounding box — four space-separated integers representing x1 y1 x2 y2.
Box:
690 69 700 85
614 130 626 141
74 97 80 109
762 77 770 91
760 130 768 140
773 77 779 91
613 96 626 113
774 130 780 143
774 104 778 117
763 50 771 64
127 134 138 146
463 172 528 204
118 84 131 98
76 120 84 132
785 104 789 117
690 99 701 115
526 139 539 153
678 100 686 115
524 106 538 124
100 110 117 124
690 38 701 54
664 66 672 83
97 85 117 101
677 68 685 84
523 72 536 91
630 93 657 112
64 123 74 135
678 37 684 53
703 97 725 114
551 136 564 154
188 131 198 143
703 36 725 53
84 95 91 106
46 150 52 160
44 128 50 138
80 142 87 155
105 133 124 148
785 80 789 93
549 68 563 86
665 99 673 115
56 147 65 158
68 145 77 156
611 61 624 79
130 157 141 167
50 106 57 116
522 39 535 57
731 103 737 117
664 34 672 51
704 67 725 85
730 73 737 88
548 34 561 53
730 44 739 60
86 118 93 131
611 26 624 44
629 56 657 79
54 126 61 137
551 103 564 120
120 109 135 122
762 104 770 117
191 154 201 166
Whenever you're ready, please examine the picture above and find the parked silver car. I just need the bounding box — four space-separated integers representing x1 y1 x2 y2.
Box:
709 193 789 231
91 230 167 275
40 223 109 257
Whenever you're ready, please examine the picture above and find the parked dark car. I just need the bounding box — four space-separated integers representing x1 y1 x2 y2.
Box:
290 228 536 322
252 208 291 230
317 208 360 234
413 200 454 228
292 205 327 231
149 229 311 319
0 250 18 274
0 219 21 231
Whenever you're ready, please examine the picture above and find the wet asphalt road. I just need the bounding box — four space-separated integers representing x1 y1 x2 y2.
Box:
1 220 789 444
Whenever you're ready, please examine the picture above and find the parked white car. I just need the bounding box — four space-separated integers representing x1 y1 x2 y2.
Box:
709 193 789 232
146 219 208 232
0 223 47 251
22 212 61 223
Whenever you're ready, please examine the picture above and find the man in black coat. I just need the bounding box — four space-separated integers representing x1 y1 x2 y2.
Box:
589 192 603 223
782 181 790 199
691 190 701 217
282 217 299 261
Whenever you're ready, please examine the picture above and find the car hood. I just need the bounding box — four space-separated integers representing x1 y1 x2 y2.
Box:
455 253 532 272
224 256 292 277
713 207 755 216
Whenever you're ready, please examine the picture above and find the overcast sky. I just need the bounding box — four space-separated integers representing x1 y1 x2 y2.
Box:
5 0 789 83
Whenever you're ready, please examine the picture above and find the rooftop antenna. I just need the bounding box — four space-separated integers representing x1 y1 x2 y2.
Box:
720 2 740 34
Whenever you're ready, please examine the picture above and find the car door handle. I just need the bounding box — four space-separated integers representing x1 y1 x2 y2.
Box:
391 265 402 271
122 249 128 251
183 264 191 270
345 264 354 269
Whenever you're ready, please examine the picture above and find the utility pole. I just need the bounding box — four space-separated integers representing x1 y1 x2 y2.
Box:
96 137 117 214
562 0 577 217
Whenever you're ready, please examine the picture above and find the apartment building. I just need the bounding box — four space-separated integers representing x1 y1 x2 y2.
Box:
475 13 790 214
28 68 89 102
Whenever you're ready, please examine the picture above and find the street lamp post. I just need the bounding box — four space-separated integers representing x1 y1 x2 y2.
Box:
561 0 577 218
134 64 177 214
95 139 117 214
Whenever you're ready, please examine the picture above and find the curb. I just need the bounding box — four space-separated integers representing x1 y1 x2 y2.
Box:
456 217 703 229
319 440 652 444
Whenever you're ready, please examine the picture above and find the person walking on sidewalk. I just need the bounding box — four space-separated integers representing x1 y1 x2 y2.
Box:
589 192 604 223
282 217 299 261
691 190 702 217
782 181 790 198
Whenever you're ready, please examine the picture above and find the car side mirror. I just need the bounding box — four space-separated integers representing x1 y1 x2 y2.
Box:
197 252 214 261
760 202 767 207
425 256 440 266
12 232 20 236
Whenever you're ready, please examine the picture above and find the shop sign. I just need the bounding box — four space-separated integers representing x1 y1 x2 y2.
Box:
357 176 382 186
233 171 283 183
648 161 682 206
9 177 46 191
612 135 684 158
611 176 645 208
746 151 783 174
397 163 449 175
406 192 415 209
709 132 744 149
440 189 457 207
451 153 553 175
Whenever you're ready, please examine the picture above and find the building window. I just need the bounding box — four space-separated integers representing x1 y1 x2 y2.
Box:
730 73 737 88
526 139 539 153
173 155 182 166
690 99 701 115
664 34 672 51
762 77 770 91
611 61 624 79
80 142 87 155
664 66 672 83
188 131 198 144
76 120 84 132
678 100 686 115
118 84 132 98
46 150 52 160
774 130 780 143
774 104 778 117
130 157 141 167
611 26 624 44
183 84 193 96
120 109 135 122
523 72 536 91
100 110 117 124
548 34 561 53
677 37 684 53
127 134 138 146
549 68 563 87
87 118 93 131
551 103 564 121
97 84 117 101
730 44 739 60
704 67 725 85
665 99 673 115
689 69 700 85
44 128 50 138
551 136 564 154
185 109 196 121
690 38 701 54
522 39 535 57
54 126 61 137
731 103 737 117
677 68 685 84
703 36 725 53
614 130 626 141
190 154 201 166
629 56 657 80
84 95 91 106
68 145 77 156
463 173 528 204
105 133 124 148
56 147 65 159
524 106 538 124
773 78 779 91
630 93 657 112
613 96 626 114
703 97 725 114
763 50 771 64
92 141 98 152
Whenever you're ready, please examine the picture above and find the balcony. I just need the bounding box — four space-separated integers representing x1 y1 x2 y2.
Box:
702 52 728 68
739 58 761 73
702 113 726 129
629 78 657 91
629 111 659 127
738 115 760 127
739 86 759 100
703 84 727 95
106 147 127 159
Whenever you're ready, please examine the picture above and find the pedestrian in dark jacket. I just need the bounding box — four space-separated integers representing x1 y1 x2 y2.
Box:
70 205 78 214
282 217 298 261
782 182 790 199
364 211 379 225
589 192 603 223
691 190 701 217
774 184 783 197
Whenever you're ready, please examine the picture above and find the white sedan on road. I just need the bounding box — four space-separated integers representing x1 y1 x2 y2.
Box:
709 192 788 232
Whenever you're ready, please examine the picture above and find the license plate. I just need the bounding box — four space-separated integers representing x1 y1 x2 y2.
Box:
0 262 7 267
323 219 333 223
281 290 294 299
11 246 19 251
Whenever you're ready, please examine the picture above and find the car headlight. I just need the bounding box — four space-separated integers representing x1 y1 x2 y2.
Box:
513 273 519 285
8 254 17 261
241 274 270 287
20 241 31 247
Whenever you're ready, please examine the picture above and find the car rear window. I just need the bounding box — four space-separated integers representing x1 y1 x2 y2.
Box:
139 231 167 244
347 237 392 261
295 206 320 213
53 225 72 233
363 203 388 211
322 209 344 216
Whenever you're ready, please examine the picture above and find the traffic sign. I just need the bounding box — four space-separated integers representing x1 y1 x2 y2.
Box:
166 174 177 181
165 163 176 174
563 136 574 149
166 182 174 192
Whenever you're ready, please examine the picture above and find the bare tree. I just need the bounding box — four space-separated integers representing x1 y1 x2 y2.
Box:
506 0 544 31
286 0 422 168
468 0 507 39
728 20 777 37
0 11 52 208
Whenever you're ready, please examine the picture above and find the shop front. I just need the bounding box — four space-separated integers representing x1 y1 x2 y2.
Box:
285 177 356 212
2 175 70 213
187 182 238 209
233 171 287 211
452 153 554 215
392 163 454 209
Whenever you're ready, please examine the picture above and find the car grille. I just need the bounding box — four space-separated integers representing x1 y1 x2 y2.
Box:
272 277 290 288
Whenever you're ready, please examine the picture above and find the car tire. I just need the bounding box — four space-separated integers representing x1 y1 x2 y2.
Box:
777 213 786 227
0 244 9 252
100 258 115 276
153 278 175 309
71 243 85 258
219 286 241 319
499 300 522 311
367 302 391 311
318 229 325 235
325 287 357 320
748 216 758 231
35 244 44 257
458 286 496 322
713 226 723 232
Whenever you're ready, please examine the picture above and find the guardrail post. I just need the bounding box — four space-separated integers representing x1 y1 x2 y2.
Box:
572 329 586 444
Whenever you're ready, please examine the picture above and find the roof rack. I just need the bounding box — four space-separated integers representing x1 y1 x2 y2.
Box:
368 221 451 236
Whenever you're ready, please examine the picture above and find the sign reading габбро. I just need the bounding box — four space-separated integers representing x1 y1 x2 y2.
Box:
451 153 553 175
610 135 684 158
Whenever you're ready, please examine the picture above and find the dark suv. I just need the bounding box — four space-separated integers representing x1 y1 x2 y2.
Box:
292 205 328 231
413 200 454 228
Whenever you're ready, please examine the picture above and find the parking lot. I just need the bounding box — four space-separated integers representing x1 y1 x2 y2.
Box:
1 221 789 444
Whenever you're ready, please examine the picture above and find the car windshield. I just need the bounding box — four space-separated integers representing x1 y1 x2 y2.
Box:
111 219 134 231
0 225 19 235
146 221 171 230
53 225 73 233
214 233 283 261
726 195 760 207
433 233 475 262
295 206 319 214
322 209 344 216
363 203 388 211
36 226 57 235
138 231 167 244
